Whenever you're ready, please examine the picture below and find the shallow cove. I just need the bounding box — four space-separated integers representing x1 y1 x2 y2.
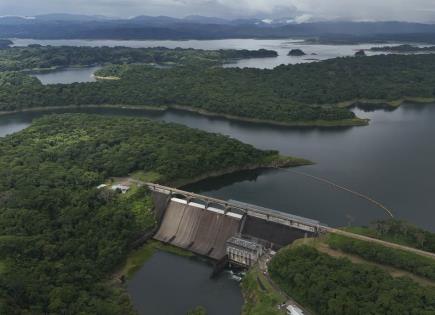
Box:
30 66 102 84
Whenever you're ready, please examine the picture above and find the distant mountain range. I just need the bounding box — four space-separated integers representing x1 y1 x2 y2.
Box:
1 14 435 42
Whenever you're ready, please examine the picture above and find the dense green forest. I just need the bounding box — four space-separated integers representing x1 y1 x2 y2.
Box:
370 44 435 53
3 53 435 125
0 113 287 314
0 45 277 71
347 219 435 253
327 234 435 281
269 246 435 315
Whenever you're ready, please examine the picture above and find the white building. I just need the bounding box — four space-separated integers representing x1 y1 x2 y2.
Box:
111 184 130 194
286 305 304 315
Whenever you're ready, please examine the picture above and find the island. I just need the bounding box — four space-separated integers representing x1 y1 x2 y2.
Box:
0 45 278 72
354 49 366 57
370 44 435 53
0 113 309 314
287 49 306 56
2 47 435 128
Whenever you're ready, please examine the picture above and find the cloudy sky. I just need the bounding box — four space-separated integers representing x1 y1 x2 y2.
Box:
1 0 435 23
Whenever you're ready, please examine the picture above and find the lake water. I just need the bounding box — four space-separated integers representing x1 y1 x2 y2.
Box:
127 251 243 315
1 103 434 231
12 38 399 69
31 66 101 84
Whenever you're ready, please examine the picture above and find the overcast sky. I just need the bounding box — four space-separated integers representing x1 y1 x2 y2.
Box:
1 0 435 23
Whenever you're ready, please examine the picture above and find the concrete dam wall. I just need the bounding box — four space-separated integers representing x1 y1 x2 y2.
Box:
242 216 310 249
154 198 242 260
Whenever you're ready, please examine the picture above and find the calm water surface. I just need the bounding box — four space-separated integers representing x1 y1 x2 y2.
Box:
1 103 434 231
31 66 101 84
12 38 401 69
127 251 243 315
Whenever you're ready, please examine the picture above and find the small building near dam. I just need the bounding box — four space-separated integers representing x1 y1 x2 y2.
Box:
226 235 264 267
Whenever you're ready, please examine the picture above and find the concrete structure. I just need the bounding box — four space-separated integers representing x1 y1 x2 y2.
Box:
287 305 304 315
148 183 326 261
154 197 242 260
111 184 130 194
226 235 264 267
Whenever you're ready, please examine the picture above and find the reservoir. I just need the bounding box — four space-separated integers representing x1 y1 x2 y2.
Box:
1 103 434 231
12 38 401 69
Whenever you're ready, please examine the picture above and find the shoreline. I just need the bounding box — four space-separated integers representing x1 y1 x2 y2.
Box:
166 155 312 189
0 104 368 127
337 97 435 108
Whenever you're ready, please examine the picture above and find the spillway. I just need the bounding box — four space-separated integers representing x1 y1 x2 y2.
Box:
154 198 242 260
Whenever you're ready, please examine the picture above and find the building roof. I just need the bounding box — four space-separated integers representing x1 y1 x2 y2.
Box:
111 184 130 191
228 199 322 227
286 305 304 315
227 236 262 251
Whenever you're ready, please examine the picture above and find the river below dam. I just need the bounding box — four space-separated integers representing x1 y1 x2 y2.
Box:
127 251 243 315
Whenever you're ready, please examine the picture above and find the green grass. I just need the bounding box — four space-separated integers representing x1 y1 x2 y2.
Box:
241 266 286 315
120 240 194 279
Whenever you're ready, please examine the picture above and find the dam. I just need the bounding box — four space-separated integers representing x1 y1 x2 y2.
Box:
149 183 325 264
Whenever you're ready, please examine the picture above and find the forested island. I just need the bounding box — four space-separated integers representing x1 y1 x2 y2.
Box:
370 44 435 53
288 49 306 56
0 113 305 314
0 45 277 72
3 51 435 126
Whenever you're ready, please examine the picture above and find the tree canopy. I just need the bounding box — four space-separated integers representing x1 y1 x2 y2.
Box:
0 113 286 314
269 245 435 315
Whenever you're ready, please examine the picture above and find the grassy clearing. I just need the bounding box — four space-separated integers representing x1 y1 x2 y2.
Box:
119 240 194 279
241 266 286 315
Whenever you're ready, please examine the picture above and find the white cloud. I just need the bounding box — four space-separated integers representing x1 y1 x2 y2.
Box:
0 0 434 22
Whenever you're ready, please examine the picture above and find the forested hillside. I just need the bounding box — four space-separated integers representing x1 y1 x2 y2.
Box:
0 114 291 314
2 53 435 126
346 219 435 253
269 246 435 314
